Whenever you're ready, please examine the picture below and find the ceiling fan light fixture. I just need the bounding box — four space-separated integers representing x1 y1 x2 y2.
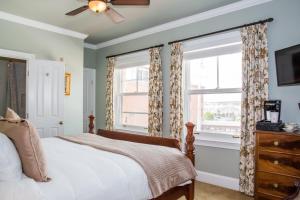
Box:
88 0 107 13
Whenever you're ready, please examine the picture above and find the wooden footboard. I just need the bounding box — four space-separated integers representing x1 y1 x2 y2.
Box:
88 115 196 200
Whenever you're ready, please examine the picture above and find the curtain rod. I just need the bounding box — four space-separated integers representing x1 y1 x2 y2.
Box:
106 44 164 58
168 18 274 45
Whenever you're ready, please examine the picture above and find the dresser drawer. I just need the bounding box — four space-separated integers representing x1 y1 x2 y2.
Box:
255 192 283 200
256 172 297 198
257 151 300 177
257 133 300 155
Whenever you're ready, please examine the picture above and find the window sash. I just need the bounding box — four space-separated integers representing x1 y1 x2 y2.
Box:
119 66 149 93
187 88 241 95
118 92 148 96
183 50 242 136
114 62 149 132
185 92 242 135
184 55 242 91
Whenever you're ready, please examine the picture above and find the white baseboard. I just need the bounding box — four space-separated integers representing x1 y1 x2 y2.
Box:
195 170 239 191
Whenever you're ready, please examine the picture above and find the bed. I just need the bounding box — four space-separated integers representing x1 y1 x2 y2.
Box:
95 123 196 200
0 118 196 200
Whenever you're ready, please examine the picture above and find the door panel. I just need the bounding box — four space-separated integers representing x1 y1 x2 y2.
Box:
27 60 64 137
83 68 96 132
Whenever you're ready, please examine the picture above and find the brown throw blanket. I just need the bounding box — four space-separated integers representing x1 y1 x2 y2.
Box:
58 134 197 198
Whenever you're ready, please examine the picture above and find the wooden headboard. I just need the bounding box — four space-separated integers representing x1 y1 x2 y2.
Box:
88 115 195 165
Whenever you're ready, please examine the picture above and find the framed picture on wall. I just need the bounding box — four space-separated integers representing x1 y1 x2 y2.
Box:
65 72 71 96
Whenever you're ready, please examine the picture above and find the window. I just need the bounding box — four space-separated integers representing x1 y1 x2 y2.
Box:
183 32 242 136
114 51 150 133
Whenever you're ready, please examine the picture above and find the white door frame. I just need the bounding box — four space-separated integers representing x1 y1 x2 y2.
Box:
0 48 35 118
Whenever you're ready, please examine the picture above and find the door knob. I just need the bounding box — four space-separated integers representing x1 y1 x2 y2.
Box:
59 121 64 125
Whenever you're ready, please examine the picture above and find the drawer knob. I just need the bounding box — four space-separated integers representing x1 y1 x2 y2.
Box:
273 183 279 189
273 160 279 165
274 141 279 146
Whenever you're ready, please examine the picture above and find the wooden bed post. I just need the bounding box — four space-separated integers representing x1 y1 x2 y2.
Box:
185 122 195 200
88 115 95 134
185 122 195 165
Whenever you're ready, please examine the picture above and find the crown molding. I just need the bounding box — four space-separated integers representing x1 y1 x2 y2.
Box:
0 48 35 60
84 43 98 50
0 11 88 40
88 0 272 49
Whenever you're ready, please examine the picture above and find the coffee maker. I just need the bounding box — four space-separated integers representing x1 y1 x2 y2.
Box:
256 100 284 131
264 100 281 123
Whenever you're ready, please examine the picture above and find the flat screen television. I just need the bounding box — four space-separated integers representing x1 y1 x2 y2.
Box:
275 44 300 86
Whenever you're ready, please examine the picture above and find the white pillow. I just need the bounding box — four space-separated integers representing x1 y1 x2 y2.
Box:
0 132 22 181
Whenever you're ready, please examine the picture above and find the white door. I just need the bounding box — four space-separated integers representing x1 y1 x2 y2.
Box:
27 60 64 137
83 68 96 132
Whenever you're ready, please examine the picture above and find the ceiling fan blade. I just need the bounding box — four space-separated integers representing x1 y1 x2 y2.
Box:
110 0 150 5
105 7 125 23
66 5 89 16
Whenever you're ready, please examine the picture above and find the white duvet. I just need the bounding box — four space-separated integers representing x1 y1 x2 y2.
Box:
0 137 152 200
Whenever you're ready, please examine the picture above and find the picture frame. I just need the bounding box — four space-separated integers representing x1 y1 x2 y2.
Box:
65 72 71 96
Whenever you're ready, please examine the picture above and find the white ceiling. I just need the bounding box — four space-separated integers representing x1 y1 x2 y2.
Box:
0 0 240 44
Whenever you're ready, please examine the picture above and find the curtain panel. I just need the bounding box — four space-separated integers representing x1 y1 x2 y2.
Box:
148 47 163 136
6 63 19 114
239 23 269 196
105 57 115 131
169 43 184 141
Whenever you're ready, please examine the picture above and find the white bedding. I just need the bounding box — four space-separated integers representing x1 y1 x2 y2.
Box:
1 137 152 200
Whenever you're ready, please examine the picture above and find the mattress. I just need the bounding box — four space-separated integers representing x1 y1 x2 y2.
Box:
1 137 152 200
0 137 192 200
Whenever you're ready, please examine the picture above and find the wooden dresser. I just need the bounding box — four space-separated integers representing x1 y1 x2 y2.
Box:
255 130 300 200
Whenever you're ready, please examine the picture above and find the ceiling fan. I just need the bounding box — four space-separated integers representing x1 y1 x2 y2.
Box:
66 0 150 23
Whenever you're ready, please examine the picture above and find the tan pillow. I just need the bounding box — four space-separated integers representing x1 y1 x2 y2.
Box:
5 108 21 120
0 119 49 182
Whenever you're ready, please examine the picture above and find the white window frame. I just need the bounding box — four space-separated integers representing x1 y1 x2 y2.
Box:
183 31 242 150
113 51 150 134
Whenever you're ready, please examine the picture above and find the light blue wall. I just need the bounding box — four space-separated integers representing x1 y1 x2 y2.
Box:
88 0 300 178
84 48 97 69
0 20 85 134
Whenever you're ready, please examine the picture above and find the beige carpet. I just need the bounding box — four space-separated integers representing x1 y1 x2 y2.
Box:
179 181 254 200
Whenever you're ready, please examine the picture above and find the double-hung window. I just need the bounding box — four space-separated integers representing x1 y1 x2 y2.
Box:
183 31 242 137
114 51 150 133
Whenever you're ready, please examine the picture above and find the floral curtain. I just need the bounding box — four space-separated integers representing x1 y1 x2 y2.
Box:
105 57 115 130
169 42 184 140
239 23 269 196
148 47 163 136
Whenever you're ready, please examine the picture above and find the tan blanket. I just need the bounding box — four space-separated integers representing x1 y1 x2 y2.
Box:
58 134 197 198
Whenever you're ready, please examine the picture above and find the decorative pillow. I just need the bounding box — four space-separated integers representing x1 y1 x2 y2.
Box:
0 119 50 182
0 132 22 181
5 108 21 120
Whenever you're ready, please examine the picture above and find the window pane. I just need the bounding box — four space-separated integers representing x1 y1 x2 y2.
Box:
189 93 241 135
120 66 149 93
137 66 149 92
122 113 148 128
121 67 137 93
189 57 217 90
219 53 242 88
122 95 148 113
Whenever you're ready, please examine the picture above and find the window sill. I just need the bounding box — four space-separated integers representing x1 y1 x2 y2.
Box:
194 132 240 150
